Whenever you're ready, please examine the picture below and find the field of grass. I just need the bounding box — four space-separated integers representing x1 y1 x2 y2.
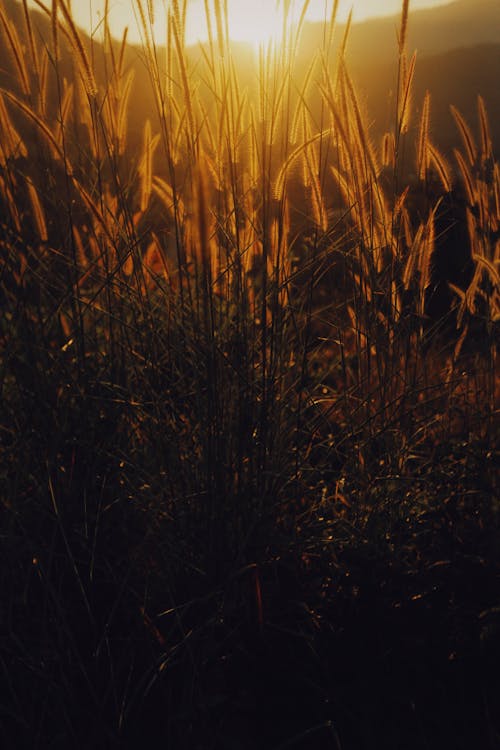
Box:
0 1 499 747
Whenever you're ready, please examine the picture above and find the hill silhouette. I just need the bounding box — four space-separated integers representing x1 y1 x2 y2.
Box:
308 0 500 61
350 43 500 157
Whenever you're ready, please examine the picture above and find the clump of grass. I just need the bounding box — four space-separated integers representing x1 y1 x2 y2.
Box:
0 0 498 747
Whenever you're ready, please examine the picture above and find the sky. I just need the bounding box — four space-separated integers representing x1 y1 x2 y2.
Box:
51 0 456 47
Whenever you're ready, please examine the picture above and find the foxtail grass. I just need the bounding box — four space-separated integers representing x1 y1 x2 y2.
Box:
0 1 498 746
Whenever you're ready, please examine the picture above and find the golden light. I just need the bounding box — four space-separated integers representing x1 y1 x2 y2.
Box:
184 0 457 49
210 1 287 51
36 0 456 48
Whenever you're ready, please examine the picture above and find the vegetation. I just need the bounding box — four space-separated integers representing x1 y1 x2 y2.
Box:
0 1 498 748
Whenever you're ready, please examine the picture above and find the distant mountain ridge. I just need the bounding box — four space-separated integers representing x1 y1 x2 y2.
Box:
300 0 500 61
352 43 500 156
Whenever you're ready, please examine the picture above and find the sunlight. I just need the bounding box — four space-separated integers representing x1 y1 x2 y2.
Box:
217 1 285 50
41 0 456 48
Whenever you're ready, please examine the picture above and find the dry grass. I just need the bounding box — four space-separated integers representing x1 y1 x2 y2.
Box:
0 1 498 747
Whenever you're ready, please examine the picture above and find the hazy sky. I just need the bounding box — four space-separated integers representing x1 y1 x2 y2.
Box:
51 0 456 46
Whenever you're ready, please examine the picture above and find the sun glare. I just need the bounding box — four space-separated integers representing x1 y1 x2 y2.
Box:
215 1 286 50
35 0 458 49
222 0 281 47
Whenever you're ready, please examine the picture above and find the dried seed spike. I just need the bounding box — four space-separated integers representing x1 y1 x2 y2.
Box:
454 148 476 206
427 142 451 193
0 8 31 96
417 91 430 180
382 131 395 169
420 199 440 293
477 95 493 163
26 178 48 242
0 91 27 161
118 26 129 80
39 46 49 114
1 88 66 163
339 8 352 60
117 69 135 154
450 104 477 166
58 0 98 97
398 50 416 136
52 0 59 61
22 0 40 78
343 64 379 180
399 0 410 54
493 163 500 222
140 119 153 213
171 10 195 147
327 0 340 51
